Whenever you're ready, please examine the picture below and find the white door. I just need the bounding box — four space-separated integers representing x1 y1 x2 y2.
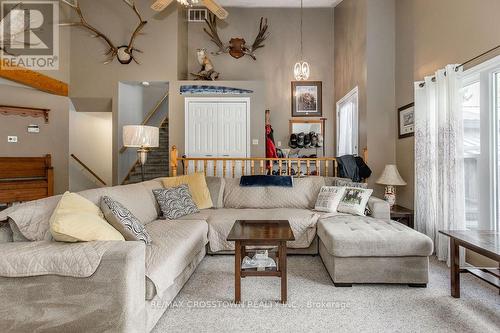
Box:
186 101 219 157
218 102 248 157
185 97 250 176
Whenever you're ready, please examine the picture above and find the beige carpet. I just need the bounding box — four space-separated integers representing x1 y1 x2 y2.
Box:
152 255 500 333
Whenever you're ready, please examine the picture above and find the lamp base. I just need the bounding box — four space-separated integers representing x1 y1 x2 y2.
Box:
137 148 150 182
384 185 396 208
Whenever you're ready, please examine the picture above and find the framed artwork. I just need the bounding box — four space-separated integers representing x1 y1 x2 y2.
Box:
291 81 322 117
398 103 414 138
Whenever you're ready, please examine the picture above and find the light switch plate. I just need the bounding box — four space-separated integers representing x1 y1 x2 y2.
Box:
277 141 282 147
7 136 18 143
27 124 40 133
252 139 259 145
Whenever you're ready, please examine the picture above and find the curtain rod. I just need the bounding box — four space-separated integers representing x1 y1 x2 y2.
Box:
456 44 500 71
418 43 500 88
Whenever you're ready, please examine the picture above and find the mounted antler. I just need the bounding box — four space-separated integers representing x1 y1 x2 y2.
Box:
203 13 269 60
203 14 229 55
122 0 147 64
60 0 147 64
243 17 269 60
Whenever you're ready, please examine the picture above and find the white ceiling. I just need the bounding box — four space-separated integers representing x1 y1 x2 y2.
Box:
217 0 342 8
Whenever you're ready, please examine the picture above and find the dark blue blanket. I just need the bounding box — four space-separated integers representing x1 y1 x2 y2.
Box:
239 175 293 187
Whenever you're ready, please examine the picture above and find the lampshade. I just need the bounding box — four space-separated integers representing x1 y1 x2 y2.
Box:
376 164 407 186
123 125 159 148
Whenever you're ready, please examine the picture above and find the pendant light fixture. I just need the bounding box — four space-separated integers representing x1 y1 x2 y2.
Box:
294 0 310 81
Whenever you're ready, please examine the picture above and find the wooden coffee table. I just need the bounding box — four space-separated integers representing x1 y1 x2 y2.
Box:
439 230 499 298
227 220 295 304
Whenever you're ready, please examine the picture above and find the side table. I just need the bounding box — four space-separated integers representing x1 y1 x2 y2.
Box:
391 205 414 229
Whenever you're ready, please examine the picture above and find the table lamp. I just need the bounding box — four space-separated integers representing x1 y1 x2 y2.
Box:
376 164 407 207
123 125 159 182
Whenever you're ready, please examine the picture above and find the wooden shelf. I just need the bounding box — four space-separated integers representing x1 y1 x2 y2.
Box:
0 105 50 123
462 268 500 289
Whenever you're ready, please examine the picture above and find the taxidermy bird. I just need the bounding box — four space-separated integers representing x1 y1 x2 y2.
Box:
190 48 220 81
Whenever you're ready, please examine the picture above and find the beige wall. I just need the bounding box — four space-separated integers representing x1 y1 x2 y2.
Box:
366 0 396 196
69 107 112 192
187 8 335 158
334 0 396 197
0 84 70 194
395 0 500 208
334 0 367 151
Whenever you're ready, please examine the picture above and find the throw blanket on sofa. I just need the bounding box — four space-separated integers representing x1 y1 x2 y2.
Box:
0 241 114 278
239 175 293 187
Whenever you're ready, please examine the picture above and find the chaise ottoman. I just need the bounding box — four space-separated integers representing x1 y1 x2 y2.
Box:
317 215 433 287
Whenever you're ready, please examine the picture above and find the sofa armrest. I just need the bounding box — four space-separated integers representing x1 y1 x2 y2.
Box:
368 196 391 220
0 241 146 333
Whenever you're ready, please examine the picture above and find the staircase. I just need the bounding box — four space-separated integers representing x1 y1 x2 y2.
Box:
122 119 169 184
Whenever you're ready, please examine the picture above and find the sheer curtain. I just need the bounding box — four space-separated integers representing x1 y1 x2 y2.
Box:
338 101 354 156
414 64 466 262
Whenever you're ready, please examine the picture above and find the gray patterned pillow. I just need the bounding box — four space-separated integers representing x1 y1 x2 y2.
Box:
100 196 152 244
153 185 199 220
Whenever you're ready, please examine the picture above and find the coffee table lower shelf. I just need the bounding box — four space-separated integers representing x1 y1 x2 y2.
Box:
234 240 288 304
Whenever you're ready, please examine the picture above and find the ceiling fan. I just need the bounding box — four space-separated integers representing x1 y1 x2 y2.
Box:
151 0 228 20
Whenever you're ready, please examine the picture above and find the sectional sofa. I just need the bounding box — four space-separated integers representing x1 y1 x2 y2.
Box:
0 176 433 332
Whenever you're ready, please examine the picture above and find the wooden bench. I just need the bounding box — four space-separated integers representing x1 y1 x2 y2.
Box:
0 155 54 205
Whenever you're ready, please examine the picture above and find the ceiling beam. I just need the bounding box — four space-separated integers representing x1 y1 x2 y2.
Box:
0 61 68 97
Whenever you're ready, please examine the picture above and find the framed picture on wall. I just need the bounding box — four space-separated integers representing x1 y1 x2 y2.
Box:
291 81 322 117
398 103 415 138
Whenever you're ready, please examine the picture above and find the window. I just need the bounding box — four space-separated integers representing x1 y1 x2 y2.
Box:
462 81 480 229
461 56 500 231
336 87 359 156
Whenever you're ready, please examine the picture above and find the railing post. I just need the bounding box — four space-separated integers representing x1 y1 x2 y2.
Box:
170 145 178 177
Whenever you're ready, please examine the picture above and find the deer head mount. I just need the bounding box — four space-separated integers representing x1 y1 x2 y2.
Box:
60 0 147 64
203 13 269 60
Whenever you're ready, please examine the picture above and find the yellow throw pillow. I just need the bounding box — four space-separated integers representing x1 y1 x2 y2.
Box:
50 192 124 242
161 173 213 209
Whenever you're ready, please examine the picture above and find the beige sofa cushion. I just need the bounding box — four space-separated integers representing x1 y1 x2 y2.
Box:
206 177 225 208
80 181 160 225
223 177 325 209
317 215 433 257
178 208 319 252
144 219 208 300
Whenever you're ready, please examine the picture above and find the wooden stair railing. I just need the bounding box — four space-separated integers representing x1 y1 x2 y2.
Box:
169 146 340 178
119 91 169 154
70 154 107 186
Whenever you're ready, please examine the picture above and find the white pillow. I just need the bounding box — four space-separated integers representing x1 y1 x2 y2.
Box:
315 186 346 213
337 187 373 216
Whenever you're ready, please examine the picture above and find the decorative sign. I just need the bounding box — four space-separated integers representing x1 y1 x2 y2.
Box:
180 85 253 95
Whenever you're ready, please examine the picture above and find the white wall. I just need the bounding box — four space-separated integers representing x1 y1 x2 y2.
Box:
69 103 112 192
117 83 144 182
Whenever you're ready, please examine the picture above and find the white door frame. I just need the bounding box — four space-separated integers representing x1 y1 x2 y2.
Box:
184 97 251 157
